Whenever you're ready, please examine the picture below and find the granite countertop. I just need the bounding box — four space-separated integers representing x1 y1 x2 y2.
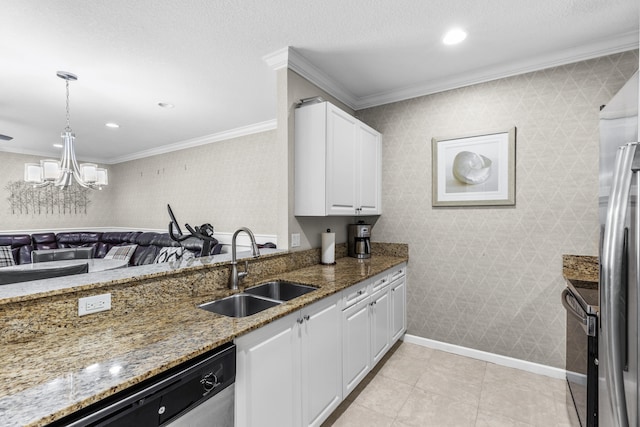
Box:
562 254 598 283
0 254 407 427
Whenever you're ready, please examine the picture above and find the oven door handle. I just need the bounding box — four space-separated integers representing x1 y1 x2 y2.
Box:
561 288 596 337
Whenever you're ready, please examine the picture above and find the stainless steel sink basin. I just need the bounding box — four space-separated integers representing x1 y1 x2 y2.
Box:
199 294 281 318
244 280 317 301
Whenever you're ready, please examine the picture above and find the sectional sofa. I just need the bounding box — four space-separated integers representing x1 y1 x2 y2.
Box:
0 231 223 266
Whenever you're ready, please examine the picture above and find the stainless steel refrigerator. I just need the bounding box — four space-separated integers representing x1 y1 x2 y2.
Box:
599 70 639 427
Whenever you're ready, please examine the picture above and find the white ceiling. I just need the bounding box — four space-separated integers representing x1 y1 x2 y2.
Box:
0 0 638 164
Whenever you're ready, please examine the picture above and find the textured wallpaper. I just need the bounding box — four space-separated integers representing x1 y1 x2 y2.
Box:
109 130 278 235
358 51 639 368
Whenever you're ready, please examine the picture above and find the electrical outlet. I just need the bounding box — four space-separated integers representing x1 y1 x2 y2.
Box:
291 233 301 248
78 293 112 316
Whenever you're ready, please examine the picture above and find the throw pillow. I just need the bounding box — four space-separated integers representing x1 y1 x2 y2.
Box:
154 247 195 263
104 244 137 261
0 246 15 267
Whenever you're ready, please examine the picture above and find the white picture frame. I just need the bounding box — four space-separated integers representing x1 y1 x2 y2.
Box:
432 128 516 207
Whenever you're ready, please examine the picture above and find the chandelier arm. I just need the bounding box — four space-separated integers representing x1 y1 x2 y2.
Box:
32 181 52 188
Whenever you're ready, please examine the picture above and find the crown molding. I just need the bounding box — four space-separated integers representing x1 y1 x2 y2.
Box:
356 31 640 109
0 120 278 165
105 119 277 164
264 46 359 109
264 32 639 112
262 47 289 70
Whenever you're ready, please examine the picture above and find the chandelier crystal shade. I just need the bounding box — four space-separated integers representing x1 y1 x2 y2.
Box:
24 71 108 190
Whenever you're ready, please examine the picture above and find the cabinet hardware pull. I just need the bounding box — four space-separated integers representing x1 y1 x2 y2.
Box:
303 315 310 321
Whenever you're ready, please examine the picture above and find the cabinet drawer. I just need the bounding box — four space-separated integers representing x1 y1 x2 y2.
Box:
390 265 406 282
343 281 368 309
370 272 390 293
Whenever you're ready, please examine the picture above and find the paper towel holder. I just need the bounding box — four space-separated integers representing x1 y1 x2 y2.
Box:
321 228 336 265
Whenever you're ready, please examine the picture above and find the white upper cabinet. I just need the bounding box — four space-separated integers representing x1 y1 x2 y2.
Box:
357 123 382 215
295 101 382 216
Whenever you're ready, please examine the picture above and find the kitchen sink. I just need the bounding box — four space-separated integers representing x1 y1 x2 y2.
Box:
244 280 317 301
199 294 281 318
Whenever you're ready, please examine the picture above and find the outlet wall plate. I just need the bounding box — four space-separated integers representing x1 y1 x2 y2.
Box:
78 293 112 316
291 233 301 247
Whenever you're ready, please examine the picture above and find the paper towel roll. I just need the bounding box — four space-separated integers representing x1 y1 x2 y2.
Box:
321 230 335 265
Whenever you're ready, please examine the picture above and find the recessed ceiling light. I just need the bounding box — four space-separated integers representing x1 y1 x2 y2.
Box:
53 143 63 148
158 102 175 109
105 122 120 128
443 28 467 45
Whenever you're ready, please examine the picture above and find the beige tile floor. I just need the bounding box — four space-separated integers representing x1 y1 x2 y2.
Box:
322 341 580 427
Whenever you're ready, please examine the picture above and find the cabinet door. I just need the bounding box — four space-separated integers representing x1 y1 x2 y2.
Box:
342 297 371 398
391 277 407 343
326 105 358 215
370 287 391 365
357 124 382 215
294 102 328 216
301 294 342 427
235 315 299 427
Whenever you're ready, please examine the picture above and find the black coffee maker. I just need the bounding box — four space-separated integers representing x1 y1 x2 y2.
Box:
348 222 371 259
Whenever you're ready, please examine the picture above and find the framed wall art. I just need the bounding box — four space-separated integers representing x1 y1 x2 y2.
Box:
432 128 516 207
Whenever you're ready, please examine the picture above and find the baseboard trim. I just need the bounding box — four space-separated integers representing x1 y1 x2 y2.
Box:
402 334 566 380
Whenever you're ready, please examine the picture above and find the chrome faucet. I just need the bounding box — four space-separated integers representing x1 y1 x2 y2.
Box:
229 227 261 290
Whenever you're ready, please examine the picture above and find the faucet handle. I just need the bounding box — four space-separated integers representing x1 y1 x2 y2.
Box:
238 261 250 281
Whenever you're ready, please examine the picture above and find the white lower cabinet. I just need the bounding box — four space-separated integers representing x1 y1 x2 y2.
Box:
341 263 407 399
301 295 343 426
235 263 407 426
235 292 341 427
342 293 371 397
390 270 407 342
370 286 391 365
235 310 298 427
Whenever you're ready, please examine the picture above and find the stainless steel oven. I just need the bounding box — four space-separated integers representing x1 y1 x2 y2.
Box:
562 281 598 427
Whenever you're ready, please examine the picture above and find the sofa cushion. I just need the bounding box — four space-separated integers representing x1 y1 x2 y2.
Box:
0 246 16 267
57 232 102 247
0 234 33 264
129 233 162 265
31 233 58 250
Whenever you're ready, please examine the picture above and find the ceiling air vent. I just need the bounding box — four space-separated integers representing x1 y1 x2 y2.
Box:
0 134 13 141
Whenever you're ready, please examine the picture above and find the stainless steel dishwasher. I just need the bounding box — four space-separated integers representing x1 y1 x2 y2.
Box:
50 342 235 427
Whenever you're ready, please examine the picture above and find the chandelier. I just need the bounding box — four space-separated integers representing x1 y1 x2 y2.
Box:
24 71 108 190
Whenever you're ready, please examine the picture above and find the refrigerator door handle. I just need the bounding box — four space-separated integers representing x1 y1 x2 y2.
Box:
601 142 638 427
